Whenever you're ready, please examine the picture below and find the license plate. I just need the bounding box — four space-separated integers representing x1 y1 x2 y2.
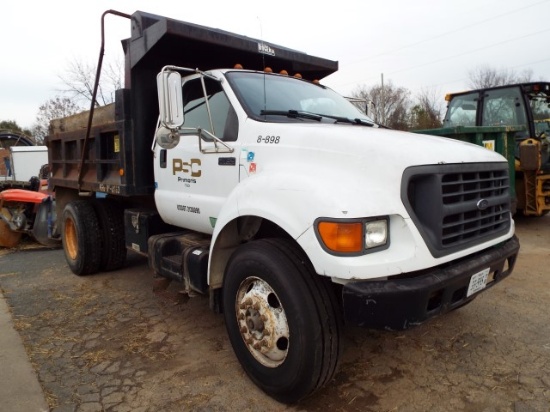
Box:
467 268 490 297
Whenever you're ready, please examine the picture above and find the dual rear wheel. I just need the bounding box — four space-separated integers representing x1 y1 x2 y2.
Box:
62 199 126 275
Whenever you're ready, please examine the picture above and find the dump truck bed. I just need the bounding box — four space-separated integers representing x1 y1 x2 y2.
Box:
46 10 338 196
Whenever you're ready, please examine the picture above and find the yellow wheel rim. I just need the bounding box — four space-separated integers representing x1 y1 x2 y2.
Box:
64 217 78 260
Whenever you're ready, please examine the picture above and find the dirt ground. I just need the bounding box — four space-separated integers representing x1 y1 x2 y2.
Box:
0 215 549 412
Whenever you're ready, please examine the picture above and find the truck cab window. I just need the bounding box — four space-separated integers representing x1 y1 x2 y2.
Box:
482 88 527 128
443 92 478 127
181 77 238 141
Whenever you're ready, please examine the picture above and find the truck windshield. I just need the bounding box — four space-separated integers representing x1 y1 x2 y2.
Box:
226 71 374 125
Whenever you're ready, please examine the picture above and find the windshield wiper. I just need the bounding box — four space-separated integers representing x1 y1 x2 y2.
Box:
260 110 322 121
260 110 375 127
316 114 375 127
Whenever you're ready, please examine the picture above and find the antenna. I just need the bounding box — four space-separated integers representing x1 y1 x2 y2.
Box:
257 16 266 69
257 16 267 116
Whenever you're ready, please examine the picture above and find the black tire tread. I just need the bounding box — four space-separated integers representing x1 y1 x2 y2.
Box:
261 238 342 395
92 199 126 271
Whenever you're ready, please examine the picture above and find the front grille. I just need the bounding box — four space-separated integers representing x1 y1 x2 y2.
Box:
401 163 511 258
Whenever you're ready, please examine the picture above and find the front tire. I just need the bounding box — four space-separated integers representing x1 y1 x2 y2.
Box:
222 238 342 403
62 200 102 276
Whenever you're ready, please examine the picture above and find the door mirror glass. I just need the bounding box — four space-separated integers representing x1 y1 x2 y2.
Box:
157 71 184 129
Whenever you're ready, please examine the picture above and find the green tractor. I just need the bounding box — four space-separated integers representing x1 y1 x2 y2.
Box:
415 82 550 216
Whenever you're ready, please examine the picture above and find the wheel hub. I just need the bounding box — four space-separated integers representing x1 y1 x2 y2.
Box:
236 277 289 367
12 211 26 230
245 307 264 333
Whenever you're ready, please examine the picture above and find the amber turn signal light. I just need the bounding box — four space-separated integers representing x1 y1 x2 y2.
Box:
317 221 363 253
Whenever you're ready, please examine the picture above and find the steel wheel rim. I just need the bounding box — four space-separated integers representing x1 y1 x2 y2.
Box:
235 276 290 368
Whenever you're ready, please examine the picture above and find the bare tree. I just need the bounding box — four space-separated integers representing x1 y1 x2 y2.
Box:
0 120 32 138
32 96 83 143
352 81 411 130
409 87 444 130
467 65 534 89
57 57 123 107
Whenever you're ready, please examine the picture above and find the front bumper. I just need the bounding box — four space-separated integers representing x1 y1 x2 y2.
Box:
342 235 520 330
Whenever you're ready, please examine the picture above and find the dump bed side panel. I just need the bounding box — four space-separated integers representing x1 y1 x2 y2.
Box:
47 89 151 195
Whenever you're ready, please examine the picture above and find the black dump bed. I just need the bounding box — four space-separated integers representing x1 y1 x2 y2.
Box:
47 10 338 196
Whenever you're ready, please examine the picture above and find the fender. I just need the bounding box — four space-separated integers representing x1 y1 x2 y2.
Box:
207 164 405 288
208 170 315 288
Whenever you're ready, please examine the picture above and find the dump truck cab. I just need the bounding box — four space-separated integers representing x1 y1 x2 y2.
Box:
45 10 520 403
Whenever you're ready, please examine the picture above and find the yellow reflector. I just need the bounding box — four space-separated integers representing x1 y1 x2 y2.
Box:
119 168 124 176
318 222 363 253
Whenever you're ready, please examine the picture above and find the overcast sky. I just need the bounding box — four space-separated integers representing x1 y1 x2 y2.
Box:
2 0 549 129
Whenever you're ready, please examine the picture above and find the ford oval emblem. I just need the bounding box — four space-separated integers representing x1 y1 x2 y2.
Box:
477 199 489 211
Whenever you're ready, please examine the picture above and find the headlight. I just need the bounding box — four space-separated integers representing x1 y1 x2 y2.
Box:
315 217 389 255
365 220 388 248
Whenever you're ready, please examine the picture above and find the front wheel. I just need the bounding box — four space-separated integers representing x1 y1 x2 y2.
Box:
222 238 342 404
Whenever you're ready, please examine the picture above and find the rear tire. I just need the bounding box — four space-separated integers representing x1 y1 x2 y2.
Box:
222 238 342 403
93 199 126 271
62 200 102 276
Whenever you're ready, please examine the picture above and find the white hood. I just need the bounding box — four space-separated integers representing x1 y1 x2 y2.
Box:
240 121 507 218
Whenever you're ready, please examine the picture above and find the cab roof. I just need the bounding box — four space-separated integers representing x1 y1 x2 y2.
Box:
445 82 550 101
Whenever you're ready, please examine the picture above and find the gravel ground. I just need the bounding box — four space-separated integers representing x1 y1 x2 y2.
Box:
0 215 549 412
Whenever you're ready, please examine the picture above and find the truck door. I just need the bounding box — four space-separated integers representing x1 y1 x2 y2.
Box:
154 75 239 234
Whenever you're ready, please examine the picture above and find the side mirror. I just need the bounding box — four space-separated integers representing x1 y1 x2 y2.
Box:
157 71 184 129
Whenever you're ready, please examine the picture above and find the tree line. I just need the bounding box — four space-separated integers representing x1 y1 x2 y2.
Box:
0 62 539 142
350 66 536 131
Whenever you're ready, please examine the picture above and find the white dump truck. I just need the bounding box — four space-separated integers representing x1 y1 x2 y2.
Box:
46 10 520 403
